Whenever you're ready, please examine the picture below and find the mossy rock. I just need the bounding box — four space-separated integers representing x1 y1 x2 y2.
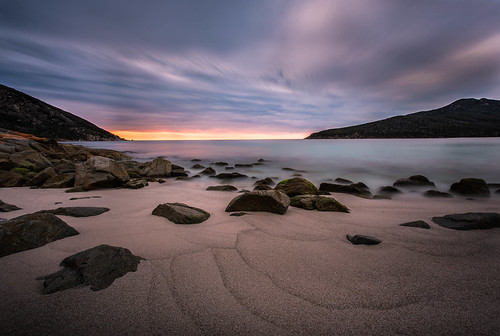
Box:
10 167 30 175
127 171 141 178
275 177 319 197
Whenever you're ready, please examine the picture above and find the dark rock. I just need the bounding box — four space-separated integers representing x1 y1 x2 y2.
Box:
254 177 274 186
496 189 500 195
335 178 353 184
282 167 307 173
200 167 216 175
74 156 130 190
206 185 238 191
350 182 369 190
393 175 435 187
0 170 26 187
319 183 372 198
432 213 500 230
37 244 143 293
290 195 349 212
0 213 79 257
372 194 391 200
42 173 75 188
212 172 248 179
191 163 205 169
275 177 319 197
158 179 166 183
213 162 228 166
152 203 210 224
400 220 431 229
257 159 266 162
379 186 402 195
171 169 188 177
122 179 149 189
191 158 201 162
423 190 453 198
225 166 234 170
9 150 52 171
235 163 253 167
37 207 109 217
449 178 490 197
225 190 290 215
346 234 381 245
140 158 172 177
230 212 248 217
487 183 500 189
253 184 273 191
25 166 57 186
0 199 21 212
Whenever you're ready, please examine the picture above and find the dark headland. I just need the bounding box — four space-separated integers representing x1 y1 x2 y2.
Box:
0 84 122 141
306 98 500 139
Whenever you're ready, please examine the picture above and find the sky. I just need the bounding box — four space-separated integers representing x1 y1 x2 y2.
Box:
1 0 500 140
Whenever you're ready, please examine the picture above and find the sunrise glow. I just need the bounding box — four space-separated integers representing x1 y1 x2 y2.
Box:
111 130 308 141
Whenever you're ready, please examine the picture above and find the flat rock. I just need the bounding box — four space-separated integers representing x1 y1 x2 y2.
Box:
229 212 248 217
423 190 453 198
212 172 248 179
37 244 143 293
0 199 21 212
0 213 79 257
290 195 349 212
400 220 431 229
346 234 381 245
275 177 319 197
432 212 500 230
152 203 210 224
449 178 490 197
206 185 238 191
225 190 290 215
37 207 110 217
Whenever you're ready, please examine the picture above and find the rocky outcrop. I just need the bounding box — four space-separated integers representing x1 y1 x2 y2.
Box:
319 182 372 198
140 158 172 177
74 156 130 190
206 185 238 191
400 220 431 229
42 173 75 188
393 175 435 188
290 195 349 212
0 170 26 187
0 199 21 212
449 178 490 197
37 245 143 293
152 203 211 224
9 150 52 171
25 167 57 186
225 190 290 215
275 177 319 197
0 213 79 257
432 213 500 230
346 234 381 245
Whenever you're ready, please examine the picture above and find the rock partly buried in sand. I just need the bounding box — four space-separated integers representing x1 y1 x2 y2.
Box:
393 175 435 188
0 213 79 257
152 203 210 224
74 156 130 190
37 244 143 293
449 178 490 197
400 220 431 229
275 177 319 197
225 190 290 215
206 185 238 191
0 199 21 212
290 195 349 212
140 158 172 177
423 190 453 198
319 183 372 198
346 234 381 245
212 172 248 179
37 207 110 217
432 213 500 230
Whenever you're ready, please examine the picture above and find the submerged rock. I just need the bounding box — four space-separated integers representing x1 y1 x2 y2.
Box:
37 244 143 293
432 213 500 230
346 234 381 245
206 185 238 191
152 203 210 224
225 190 290 215
275 177 319 197
319 183 372 198
449 178 490 197
212 172 248 179
290 195 349 212
200 167 216 175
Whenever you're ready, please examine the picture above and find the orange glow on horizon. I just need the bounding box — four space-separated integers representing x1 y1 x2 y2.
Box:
111 130 308 141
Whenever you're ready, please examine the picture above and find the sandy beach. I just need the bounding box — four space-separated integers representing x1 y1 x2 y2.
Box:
0 181 499 336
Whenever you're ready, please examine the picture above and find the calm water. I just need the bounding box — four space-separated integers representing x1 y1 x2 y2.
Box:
70 138 500 191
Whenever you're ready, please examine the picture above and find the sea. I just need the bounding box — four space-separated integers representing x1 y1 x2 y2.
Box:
68 138 500 192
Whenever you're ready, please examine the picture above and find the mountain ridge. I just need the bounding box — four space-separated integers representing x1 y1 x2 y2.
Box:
306 98 500 139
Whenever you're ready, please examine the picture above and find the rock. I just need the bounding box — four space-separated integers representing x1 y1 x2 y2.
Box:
9 150 52 171
212 172 248 179
171 168 188 177
37 245 143 293
346 234 381 245
42 173 76 188
235 163 253 167
206 185 238 191
290 195 349 212
213 162 228 166
225 190 290 215
432 213 500 230
69 196 101 200
158 179 166 184
334 177 353 184
25 167 57 186
423 190 453 198
225 166 234 170
191 158 201 162
0 170 26 187
74 156 130 190
200 167 216 175
449 178 490 197
319 183 372 198
274 177 319 197
487 183 500 189
140 158 172 177
282 167 307 173
400 220 431 229
0 213 79 257
350 182 369 190
378 186 402 195
152 203 210 224
0 199 21 212
37 207 110 217
258 158 266 162
123 179 149 189
229 212 248 217
254 177 274 186
253 184 273 191
372 194 391 200
393 175 435 187
191 163 205 169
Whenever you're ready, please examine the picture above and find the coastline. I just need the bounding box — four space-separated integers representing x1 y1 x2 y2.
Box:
1 181 499 335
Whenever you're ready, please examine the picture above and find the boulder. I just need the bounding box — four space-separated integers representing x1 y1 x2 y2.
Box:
191 163 205 169
8 150 52 171
449 178 490 197
346 234 381 245
254 177 274 186
423 190 453 198
140 158 172 177
37 244 143 293
235 163 253 168
25 167 57 186
0 170 26 187
319 183 372 198
206 185 238 191
334 177 353 184
253 184 273 191
0 213 79 257
122 179 149 189
225 190 290 215
37 207 110 217
290 195 349 212
400 220 431 229
213 162 228 166
200 167 216 175
378 186 402 195
42 173 75 188
432 213 500 230
74 156 130 190
152 203 210 224
275 177 319 197
393 175 435 187
212 172 248 179
0 199 21 212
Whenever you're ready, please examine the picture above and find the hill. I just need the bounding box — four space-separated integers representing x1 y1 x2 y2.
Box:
0 84 122 141
306 98 500 139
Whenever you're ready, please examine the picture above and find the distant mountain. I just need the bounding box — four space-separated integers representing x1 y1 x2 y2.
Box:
306 98 500 139
0 84 122 141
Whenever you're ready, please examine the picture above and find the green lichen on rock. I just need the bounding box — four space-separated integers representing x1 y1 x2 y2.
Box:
275 177 319 197
10 167 30 175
